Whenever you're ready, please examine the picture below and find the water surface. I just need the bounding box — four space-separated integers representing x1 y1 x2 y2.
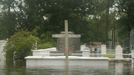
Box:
0 62 133 75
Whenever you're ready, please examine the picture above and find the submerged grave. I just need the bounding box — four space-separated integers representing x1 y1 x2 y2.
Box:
25 20 109 69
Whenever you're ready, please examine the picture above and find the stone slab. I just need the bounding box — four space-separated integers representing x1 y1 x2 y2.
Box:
32 48 56 56
52 34 81 38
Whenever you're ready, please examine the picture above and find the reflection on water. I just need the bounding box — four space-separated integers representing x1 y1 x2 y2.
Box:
0 63 133 75
115 62 123 75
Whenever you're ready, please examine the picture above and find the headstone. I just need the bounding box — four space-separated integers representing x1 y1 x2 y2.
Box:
0 40 7 69
115 45 123 59
101 44 107 55
80 44 87 51
131 50 134 71
131 50 134 58
82 46 90 57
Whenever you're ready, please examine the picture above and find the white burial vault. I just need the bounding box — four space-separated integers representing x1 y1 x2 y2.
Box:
25 20 109 69
25 47 109 69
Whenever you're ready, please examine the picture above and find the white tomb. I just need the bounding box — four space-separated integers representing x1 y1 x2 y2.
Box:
131 50 134 58
25 20 109 69
25 46 109 69
131 50 134 70
101 44 107 55
0 40 7 69
115 45 123 59
80 45 86 51
82 50 90 57
81 45 90 57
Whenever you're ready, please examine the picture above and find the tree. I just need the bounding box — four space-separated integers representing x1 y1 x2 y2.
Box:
117 0 134 48
0 0 115 43
23 0 115 43
0 0 18 39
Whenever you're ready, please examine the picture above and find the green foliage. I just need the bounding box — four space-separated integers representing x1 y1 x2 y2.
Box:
23 0 114 43
37 32 55 49
0 0 115 44
117 0 134 46
0 13 17 39
5 31 38 66
38 42 54 49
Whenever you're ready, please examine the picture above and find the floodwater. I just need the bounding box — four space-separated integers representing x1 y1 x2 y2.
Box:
0 41 134 75
0 63 133 75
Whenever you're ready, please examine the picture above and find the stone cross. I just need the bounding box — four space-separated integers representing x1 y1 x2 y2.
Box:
64 20 69 75
64 20 69 59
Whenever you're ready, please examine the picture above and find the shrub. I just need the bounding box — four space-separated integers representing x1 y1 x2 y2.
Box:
5 31 38 66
